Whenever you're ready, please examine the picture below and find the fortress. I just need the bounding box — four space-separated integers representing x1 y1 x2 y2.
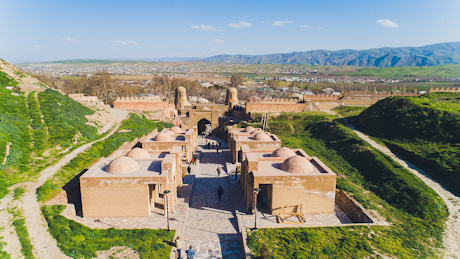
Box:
107 86 455 131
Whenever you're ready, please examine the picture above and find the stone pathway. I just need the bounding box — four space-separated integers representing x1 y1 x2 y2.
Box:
180 137 243 259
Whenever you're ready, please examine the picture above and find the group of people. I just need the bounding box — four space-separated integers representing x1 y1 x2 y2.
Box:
175 236 195 259
205 139 221 150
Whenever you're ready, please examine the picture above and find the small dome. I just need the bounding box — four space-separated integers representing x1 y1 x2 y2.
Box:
252 132 272 141
280 156 315 174
250 129 262 134
165 129 176 135
201 107 211 110
106 156 140 175
126 148 151 159
243 126 255 133
271 147 296 158
170 126 182 133
228 87 238 93
177 86 186 92
154 132 173 142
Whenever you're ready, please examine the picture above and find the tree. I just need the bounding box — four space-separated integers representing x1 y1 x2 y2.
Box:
230 74 243 87
267 79 279 89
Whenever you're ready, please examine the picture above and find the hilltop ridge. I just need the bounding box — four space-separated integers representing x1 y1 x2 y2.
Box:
0 59 49 92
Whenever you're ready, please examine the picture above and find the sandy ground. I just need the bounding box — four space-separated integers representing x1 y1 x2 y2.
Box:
0 108 128 258
348 125 460 258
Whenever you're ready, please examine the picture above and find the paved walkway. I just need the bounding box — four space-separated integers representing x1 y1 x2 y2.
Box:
180 137 243 259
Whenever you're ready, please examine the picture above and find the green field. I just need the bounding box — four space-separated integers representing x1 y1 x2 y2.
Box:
332 64 460 78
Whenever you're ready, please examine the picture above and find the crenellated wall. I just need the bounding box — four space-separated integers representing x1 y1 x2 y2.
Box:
429 87 460 93
113 96 177 118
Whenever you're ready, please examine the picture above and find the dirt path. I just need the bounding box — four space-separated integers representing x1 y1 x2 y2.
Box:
348 125 460 258
0 108 128 258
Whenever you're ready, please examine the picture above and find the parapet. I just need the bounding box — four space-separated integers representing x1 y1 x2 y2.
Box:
429 87 460 93
114 96 165 102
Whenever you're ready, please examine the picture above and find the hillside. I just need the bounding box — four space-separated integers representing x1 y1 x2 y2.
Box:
0 67 99 199
243 113 447 258
358 93 460 195
0 59 49 92
200 42 460 67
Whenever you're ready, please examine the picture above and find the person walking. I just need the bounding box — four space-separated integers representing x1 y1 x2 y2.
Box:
217 185 224 201
186 245 195 259
216 145 219 154
187 164 191 175
175 236 184 259
216 166 221 176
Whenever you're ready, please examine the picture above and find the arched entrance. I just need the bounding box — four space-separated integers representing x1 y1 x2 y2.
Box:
198 118 211 135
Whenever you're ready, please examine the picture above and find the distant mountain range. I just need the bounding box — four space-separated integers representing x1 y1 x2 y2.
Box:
18 41 460 68
198 42 460 67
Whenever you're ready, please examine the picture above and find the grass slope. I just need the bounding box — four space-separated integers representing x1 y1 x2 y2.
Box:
358 93 460 195
0 84 98 199
42 205 174 258
246 113 448 258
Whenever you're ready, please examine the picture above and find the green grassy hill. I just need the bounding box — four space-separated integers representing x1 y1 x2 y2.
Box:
244 113 448 258
0 72 98 199
358 92 460 195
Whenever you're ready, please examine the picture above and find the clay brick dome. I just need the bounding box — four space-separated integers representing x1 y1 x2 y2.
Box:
243 126 255 132
252 132 272 141
154 132 173 142
250 129 261 134
126 148 151 159
106 156 140 175
280 155 315 174
165 129 176 135
170 126 182 133
271 147 296 158
228 87 238 93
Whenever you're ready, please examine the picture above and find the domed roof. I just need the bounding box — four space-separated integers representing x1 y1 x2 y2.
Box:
228 87 238 93
271 147 296 158
106 156 140 175
154 132 173 142
243 126 255 133
252 132 272 141
177 86 186 92
164 129 176 135
170 126 182 133
201 107 211 110
126 147 151 159
280 156 315 174
250 129 262 134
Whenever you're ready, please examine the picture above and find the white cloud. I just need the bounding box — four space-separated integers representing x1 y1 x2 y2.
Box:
109 40 139 45
229 21 252 28
190 24 219 31
213 39 224 44
316 25 323 29
65 37 77 42
272 20 293 26
377 19 399 28
299 25 310 29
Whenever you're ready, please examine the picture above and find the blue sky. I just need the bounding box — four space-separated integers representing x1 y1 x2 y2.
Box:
1 0 460 62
